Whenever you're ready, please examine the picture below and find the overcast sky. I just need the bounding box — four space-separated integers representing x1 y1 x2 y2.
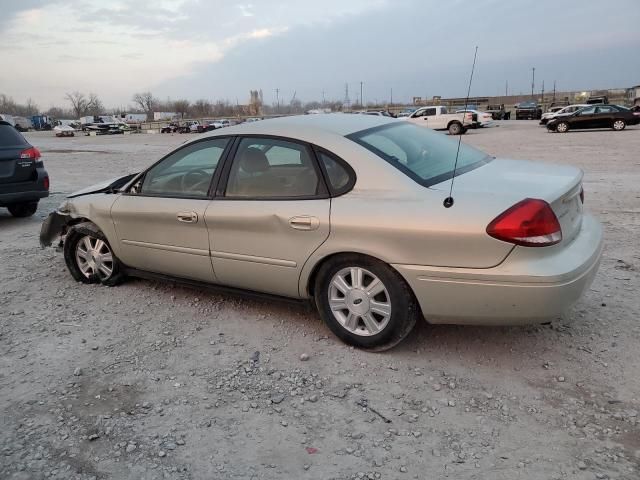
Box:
1 0 639 109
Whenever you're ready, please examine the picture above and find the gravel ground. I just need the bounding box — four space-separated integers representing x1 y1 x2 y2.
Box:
1 121 639 480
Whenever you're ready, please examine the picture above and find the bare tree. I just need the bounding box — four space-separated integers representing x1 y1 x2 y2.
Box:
132 91 157 119
192 99 212 117
172 99 190 119
65 91 88 118
86 93 103 115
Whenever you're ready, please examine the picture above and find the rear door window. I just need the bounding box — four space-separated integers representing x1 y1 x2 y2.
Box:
0 125 28 147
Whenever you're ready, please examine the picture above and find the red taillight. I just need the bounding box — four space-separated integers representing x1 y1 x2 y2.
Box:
43 176 50 190
20 147 41 160
487 198 562 247
579 186 584 204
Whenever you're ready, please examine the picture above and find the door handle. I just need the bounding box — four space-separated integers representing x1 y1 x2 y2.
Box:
289 216 320 231
177 211 198 223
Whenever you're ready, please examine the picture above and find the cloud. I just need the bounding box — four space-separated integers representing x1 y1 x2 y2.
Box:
0 0 638 108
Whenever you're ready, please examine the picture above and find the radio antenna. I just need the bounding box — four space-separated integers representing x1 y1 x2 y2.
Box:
443 46 478 209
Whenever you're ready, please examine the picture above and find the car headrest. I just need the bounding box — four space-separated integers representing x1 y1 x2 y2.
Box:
239 148 270 174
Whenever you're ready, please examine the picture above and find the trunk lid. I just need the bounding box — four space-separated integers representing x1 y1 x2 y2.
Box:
0 146 36 184
434 158 584 244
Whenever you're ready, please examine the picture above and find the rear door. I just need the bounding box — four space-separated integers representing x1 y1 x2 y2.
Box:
205 136 330 297
0 124 34 184
594 106 616 128
111 137 231 282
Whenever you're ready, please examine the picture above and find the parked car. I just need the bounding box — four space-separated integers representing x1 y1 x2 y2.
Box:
404 105 473 134
515 101 542 120
455 108 493 128
0 114 15 126
546 104 640 132
485 104 510 120
396 108 416 118
0 121 49 217
12 116 32 132
40 114 602 350
540 104 589 125
161 123 180 134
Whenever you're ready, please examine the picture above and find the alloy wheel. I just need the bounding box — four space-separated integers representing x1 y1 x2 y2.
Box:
557 122 568 133
75 235 114 280
613 120 625 131
328 267 392 336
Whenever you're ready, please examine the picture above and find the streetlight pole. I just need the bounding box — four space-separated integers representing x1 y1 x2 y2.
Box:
531 67 535 99
360 81 364 108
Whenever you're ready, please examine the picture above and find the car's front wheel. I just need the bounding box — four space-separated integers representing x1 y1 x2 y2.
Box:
63 223 125 286
8 202 38 217
612 119 626 131
448 122 463 135
314 255 419 351
555 121 570 133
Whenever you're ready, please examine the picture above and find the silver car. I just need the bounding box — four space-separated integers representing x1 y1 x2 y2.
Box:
41 114 603 350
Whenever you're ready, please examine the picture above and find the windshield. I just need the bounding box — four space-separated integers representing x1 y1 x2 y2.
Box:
348 122 491 187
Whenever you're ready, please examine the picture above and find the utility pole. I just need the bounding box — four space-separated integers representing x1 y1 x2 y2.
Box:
344 83 350 108
360 81 363 108
275 88 280 113
531 67 535 99
505 80 508 97
552 80 556 103
541 80 545 106
390 87 393 106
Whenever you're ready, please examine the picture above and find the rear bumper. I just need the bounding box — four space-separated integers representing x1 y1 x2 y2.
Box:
393 214 603 325
0 167 49 206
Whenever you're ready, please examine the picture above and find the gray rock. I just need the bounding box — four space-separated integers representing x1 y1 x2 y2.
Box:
300 353 310 361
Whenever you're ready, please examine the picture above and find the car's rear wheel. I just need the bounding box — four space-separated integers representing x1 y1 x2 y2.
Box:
448 122 463 135
314 255 419 351
63 223 125 286
8 202 38 217
556 121 569 133
612 119 626 131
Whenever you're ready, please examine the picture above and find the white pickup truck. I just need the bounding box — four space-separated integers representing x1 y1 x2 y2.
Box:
403 105 473 134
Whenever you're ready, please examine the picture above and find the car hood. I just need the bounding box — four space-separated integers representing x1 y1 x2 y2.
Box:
67 173 138 198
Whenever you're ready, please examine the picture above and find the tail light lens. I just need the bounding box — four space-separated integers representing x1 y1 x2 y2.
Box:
20 147 41 160
43 176 50 190
487 198 562 247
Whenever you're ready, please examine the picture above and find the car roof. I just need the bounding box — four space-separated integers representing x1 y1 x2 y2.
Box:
201 113 397 140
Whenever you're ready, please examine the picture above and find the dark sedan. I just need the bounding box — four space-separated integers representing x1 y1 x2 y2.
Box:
547 105 640 133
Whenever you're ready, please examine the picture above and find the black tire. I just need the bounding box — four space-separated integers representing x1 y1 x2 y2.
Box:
555 121 570 133
448 122 463 135
612 119 626 131
63 222 125 286
8 202 38 217
314 255 419 351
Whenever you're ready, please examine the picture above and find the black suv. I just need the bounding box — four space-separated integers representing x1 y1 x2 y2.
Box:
515 101 543 120
0 121 49 217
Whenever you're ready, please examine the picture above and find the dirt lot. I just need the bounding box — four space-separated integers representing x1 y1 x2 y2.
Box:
1 121 639 480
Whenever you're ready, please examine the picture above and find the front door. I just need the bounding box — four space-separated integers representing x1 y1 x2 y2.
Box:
571 106 597 129
111 137 231 282
206 136 330 297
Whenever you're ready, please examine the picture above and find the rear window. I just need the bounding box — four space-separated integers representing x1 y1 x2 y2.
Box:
0 124 28 147
348 122 491 187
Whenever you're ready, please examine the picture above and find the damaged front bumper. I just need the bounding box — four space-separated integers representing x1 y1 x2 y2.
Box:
40 210 71 247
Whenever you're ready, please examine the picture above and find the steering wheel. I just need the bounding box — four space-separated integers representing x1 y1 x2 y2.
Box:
180 169 211 194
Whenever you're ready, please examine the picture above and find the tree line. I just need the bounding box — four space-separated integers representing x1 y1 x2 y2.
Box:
1 90 368 121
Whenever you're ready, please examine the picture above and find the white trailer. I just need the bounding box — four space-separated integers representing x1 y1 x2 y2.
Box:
153 112 179 121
